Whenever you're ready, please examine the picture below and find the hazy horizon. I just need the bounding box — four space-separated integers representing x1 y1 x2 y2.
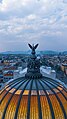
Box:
0 49 67 53
0 0 67 52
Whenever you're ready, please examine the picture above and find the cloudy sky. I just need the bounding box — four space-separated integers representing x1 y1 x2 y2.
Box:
0 0 67 52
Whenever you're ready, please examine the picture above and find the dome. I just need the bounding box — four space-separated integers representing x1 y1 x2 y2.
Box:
0 44 67 119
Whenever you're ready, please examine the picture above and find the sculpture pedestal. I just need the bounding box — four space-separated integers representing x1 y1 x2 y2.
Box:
25 72 42 79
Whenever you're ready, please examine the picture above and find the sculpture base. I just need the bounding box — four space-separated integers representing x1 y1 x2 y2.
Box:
25 72 42 79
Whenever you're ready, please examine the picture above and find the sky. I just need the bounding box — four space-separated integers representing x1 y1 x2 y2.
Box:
0 0 67 52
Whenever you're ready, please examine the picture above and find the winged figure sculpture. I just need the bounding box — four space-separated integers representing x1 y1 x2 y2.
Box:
28 43 39 54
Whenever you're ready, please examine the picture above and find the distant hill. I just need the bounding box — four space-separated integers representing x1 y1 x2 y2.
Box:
62 51 67 55
0 50 67 55
38 51 59 55
0 51 30 54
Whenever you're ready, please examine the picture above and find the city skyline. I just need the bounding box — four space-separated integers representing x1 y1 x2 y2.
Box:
0 0 67 51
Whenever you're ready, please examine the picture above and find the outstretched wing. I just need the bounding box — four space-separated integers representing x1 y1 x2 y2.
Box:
34 44 39 49
28 44 32 49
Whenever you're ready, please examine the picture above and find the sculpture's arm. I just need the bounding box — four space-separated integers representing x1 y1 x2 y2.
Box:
28 44 32 49
34 44 39 49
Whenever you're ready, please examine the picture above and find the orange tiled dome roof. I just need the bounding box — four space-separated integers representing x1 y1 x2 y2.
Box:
0 77 67 119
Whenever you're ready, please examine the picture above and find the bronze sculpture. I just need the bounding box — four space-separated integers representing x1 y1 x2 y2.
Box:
28 43 38 55
25 43 42 79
